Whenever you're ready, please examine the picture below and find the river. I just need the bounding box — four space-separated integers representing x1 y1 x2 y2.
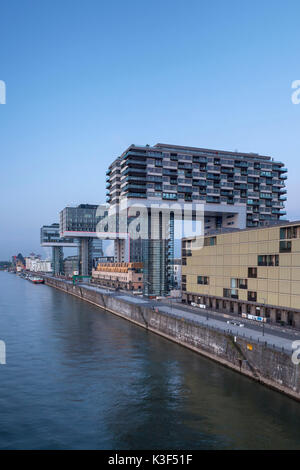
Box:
0 271 299 449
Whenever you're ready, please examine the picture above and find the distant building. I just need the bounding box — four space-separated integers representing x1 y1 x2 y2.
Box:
25 255 52 273
172 258 182 289
92 262 143 291
12 253 26 271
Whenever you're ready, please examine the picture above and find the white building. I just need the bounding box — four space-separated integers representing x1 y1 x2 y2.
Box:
25 256 52 273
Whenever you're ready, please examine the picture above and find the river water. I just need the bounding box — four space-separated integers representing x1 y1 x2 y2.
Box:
0 271 299 449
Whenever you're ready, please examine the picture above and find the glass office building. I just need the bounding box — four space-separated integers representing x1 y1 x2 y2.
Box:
59 205 103 275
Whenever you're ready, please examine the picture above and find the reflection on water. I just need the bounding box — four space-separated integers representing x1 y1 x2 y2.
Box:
0 272 300 450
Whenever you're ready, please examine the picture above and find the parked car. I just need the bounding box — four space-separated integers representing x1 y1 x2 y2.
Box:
227 320 244 327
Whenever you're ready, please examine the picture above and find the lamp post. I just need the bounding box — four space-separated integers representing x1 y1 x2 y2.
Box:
262 298 266 336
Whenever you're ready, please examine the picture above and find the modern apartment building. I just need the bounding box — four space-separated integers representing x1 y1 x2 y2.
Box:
106 143 287 228
106 143 287 296
182 221 300 328
92 262 143 291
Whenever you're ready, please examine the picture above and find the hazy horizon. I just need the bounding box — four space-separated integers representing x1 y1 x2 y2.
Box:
1 0 300 259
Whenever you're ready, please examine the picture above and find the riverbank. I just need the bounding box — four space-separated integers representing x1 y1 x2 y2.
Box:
44 276 300 401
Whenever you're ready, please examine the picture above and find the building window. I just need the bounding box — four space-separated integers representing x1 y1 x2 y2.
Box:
248 291 257 302
224 288 238 299
248 267 257 278
197 276 209 285
258 254 279 266
204 236 217 246
280 226 300 240
279 241 291 253
162 192 178 200
182 275 186 283
238 279 248 289
231 278 248 289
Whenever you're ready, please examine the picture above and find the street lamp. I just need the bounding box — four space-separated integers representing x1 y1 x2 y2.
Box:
262 297 266 336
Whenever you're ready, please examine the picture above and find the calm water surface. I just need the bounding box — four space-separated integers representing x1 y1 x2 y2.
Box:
0 271 300 449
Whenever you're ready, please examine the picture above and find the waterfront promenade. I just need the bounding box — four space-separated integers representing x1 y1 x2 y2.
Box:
52 277 298 353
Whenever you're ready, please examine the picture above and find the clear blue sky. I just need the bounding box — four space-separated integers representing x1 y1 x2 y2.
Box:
0 0 300 259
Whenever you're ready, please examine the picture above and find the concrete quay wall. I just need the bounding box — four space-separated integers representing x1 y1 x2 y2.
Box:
45 277 300 401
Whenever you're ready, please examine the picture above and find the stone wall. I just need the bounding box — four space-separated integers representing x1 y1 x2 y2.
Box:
45 277 300 401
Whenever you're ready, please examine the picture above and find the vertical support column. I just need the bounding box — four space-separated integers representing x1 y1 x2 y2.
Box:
281 310 288 325
270 308 276 324
52 246 64 275
168 211 175 291
79 238 90 276
114 239 128 262
142 208 151 297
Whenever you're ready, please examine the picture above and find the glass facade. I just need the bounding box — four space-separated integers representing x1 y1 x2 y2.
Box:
59 205 103 276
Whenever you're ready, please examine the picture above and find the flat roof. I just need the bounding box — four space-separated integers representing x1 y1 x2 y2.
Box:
108 142 284 169
154 143 272 161
182 220 300 241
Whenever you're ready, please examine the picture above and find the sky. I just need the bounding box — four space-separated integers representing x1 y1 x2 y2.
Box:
0 0 300 259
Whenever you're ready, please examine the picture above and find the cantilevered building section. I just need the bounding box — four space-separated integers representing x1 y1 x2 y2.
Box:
106 143 287 296
59 205 103 276
40 223 77 275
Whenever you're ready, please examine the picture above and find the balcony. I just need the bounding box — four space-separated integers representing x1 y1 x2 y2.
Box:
122 160 147 168
123 184 147 192
122 168 147 176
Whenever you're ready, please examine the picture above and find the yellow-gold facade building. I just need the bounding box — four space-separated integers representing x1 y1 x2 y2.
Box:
92 262 143 291
182 222 300 328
